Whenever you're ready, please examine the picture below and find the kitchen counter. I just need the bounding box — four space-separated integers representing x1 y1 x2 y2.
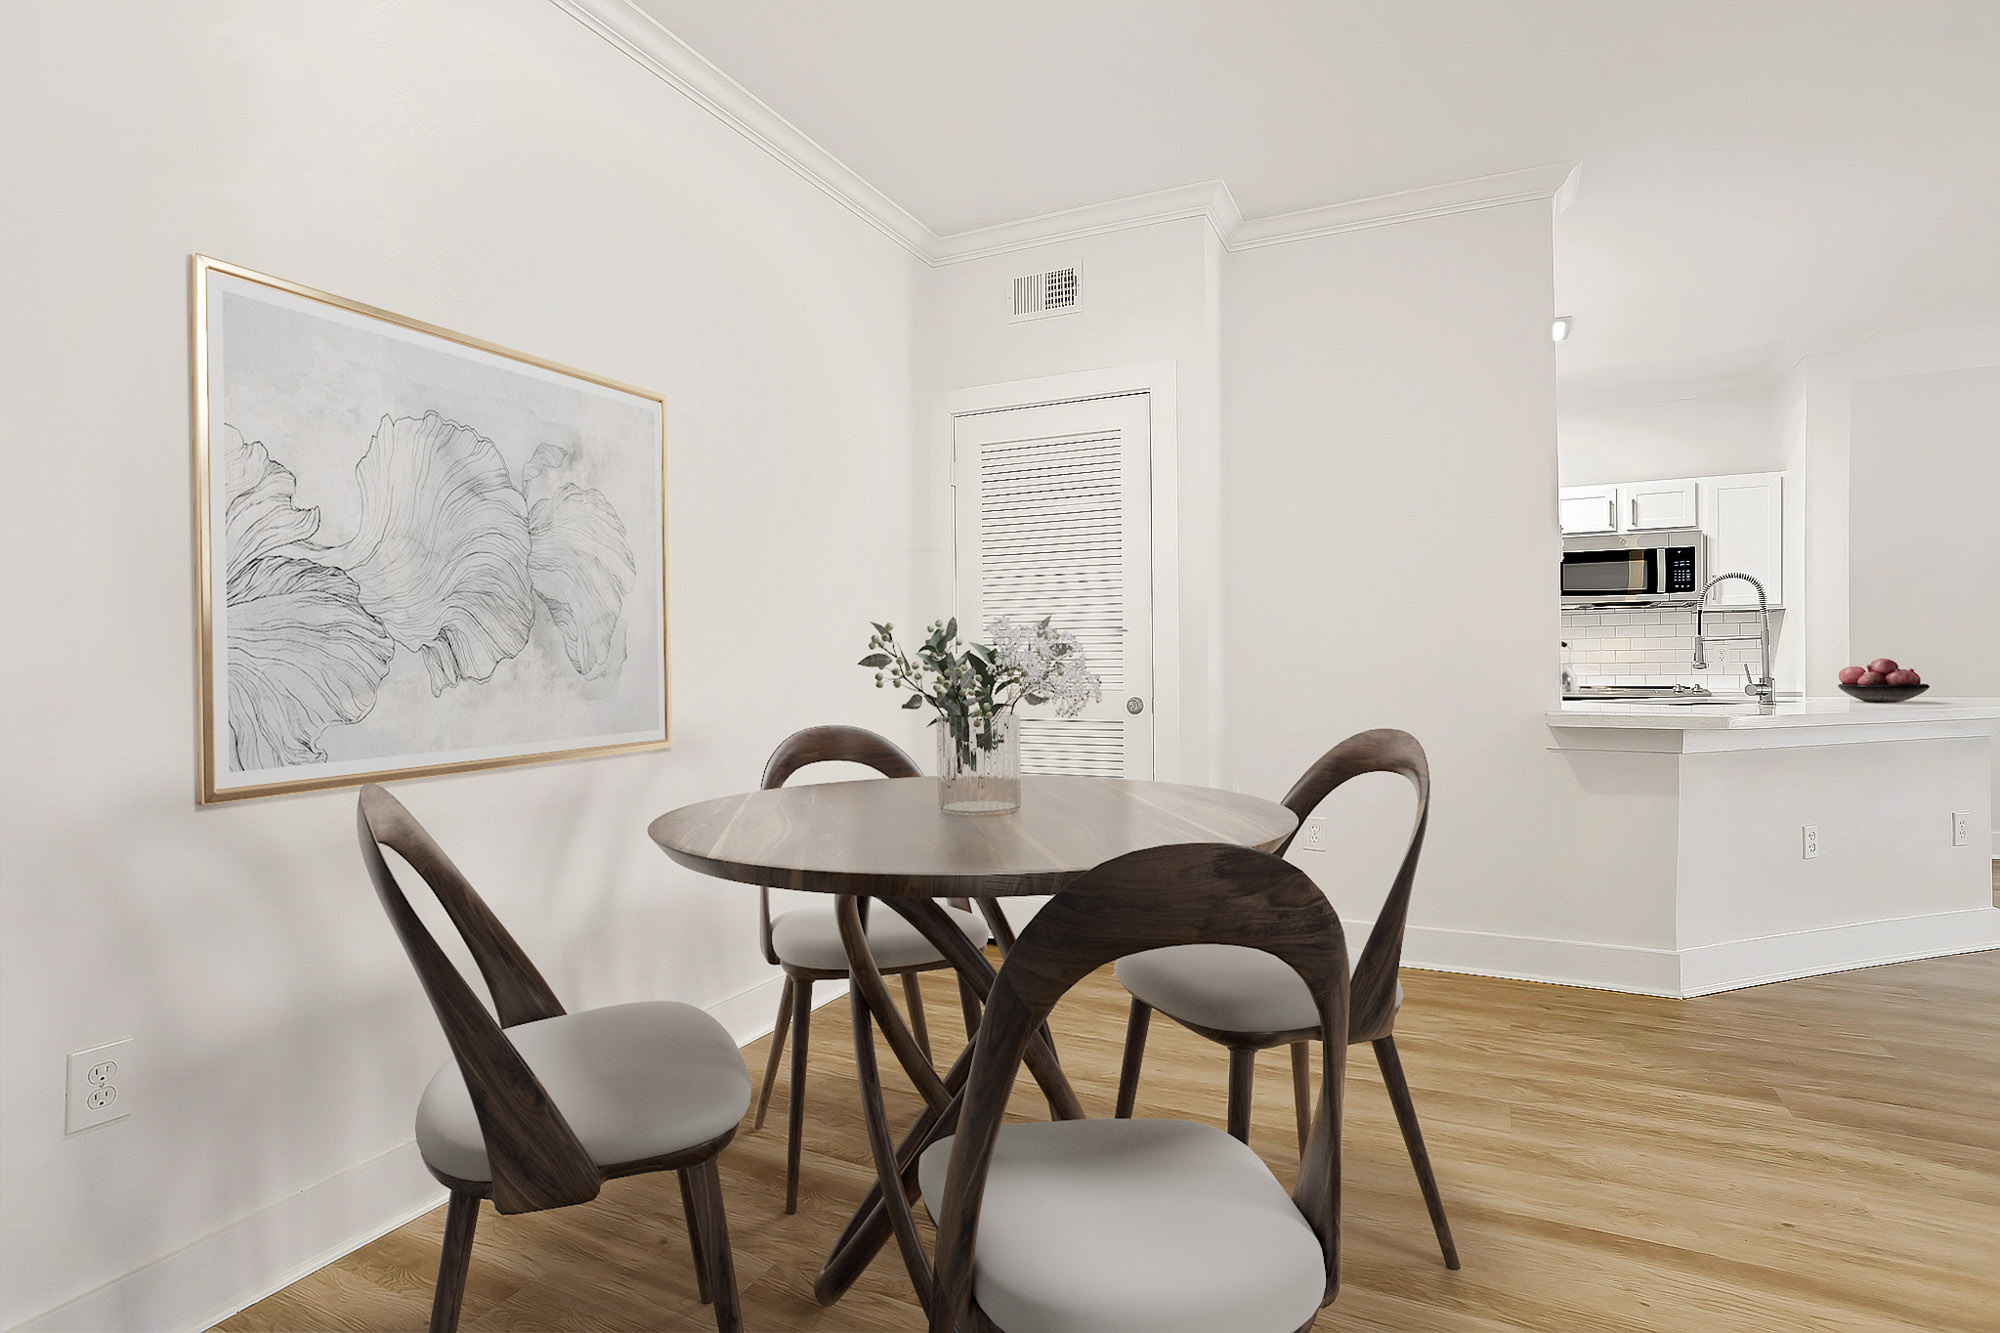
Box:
1547 696 2000 753
1549 696 2000 728
1543 696 1998 995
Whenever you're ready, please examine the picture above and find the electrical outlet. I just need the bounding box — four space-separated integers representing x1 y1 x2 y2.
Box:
1300 816 1327 853
67 1039 132 1134
1953 811 1972 848
1801 824 1819 859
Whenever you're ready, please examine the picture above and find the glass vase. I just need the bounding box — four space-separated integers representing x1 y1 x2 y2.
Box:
936 711 1021 816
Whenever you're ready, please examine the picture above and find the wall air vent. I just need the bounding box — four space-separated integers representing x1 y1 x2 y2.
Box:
1008 263 1081 322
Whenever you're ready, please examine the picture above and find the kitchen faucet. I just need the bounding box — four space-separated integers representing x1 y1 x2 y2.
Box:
1691 572 1776 707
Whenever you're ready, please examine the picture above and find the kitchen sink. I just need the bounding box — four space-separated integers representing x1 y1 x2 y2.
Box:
1563 686 1740 706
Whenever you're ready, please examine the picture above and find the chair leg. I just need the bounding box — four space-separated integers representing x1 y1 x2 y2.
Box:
1289 1041 1313 1155
1374 1035 1461 1270
786 977 813 1215
1226 1047 1256 1144
753 976 794 1132
901 971 932 1063
677 1169 711 1305
429 1190 480 1333
1114 998 1151 1119
685 1157 742 1333
957 974 982 1041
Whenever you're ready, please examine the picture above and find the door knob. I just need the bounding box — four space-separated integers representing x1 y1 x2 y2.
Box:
1126 697 1145 715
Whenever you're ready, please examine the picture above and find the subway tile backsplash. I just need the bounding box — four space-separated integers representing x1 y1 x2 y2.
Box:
1563 607 1781 689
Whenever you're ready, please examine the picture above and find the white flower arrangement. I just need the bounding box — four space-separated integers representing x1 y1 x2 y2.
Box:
860 615 1104 768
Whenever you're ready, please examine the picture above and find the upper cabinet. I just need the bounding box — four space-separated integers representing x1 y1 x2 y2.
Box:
1557 484 1619 535
1558 478 1698 535
1697 472 1784 607
1560 471 1786 606
1620 478 1698 531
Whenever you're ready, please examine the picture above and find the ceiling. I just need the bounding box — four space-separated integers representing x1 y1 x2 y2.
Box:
632 0 2000 394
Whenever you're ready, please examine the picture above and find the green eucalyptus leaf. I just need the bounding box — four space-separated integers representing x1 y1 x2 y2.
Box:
859 653 892 668
903 695 925 709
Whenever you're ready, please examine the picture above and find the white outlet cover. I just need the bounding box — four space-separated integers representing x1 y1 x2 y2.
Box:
1802 824 1819 859
67 1038 133 1134
1301 817 1327 852
1953 811 1972 847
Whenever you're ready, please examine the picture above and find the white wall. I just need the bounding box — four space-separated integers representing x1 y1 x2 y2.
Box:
1849 365 2000 837
1557 387 1781 486
0 3 923 1330
1220 204 1684 971
916 218 1229 786
1774 330 2000 695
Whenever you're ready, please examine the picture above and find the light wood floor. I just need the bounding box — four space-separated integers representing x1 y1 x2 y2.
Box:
223 932 2000 1332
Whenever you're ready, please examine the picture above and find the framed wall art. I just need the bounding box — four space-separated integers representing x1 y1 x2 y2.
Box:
190 255 669 803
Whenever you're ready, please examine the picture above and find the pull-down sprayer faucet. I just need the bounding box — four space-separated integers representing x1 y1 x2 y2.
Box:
1692 572 1776 707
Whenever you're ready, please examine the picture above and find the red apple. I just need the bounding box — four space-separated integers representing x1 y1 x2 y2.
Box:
1885 669 1917 687
1856 671 1887 687
1838 666 1866 685
1867 658 1899 675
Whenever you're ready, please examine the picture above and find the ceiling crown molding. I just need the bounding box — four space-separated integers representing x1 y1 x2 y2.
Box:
553 0 1576 266
548 0 934 259
1228 163 1578 250
928 180 1243 265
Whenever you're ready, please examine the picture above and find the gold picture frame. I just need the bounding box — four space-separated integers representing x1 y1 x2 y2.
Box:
191 255 670 804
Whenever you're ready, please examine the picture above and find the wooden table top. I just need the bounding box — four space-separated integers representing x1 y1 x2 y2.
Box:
647 775 1298 898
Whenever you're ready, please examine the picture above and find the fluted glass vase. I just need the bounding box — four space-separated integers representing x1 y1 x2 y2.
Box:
936 711 1020 816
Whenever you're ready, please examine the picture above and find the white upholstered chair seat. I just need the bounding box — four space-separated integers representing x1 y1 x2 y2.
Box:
1116 943 1401 1036
918 1118 1325 1333
415 1000 751 1182
770 902 990 973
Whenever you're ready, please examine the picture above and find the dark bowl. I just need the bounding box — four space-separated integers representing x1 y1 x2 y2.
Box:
1838 683 1930 703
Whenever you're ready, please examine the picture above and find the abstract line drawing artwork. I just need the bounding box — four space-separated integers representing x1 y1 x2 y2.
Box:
192 256 668 803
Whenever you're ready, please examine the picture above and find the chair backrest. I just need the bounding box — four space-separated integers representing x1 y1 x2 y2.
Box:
1276 728 1429 1042
356 784 600 1214
927 843 1350 1332
756 725 922 963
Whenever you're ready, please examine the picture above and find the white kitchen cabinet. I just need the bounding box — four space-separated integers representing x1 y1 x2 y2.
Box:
1698 472 1784 606
1558 484 1619 535
1619 478 1699 531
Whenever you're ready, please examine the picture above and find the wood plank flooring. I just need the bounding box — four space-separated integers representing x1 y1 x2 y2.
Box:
222 928 2000 1332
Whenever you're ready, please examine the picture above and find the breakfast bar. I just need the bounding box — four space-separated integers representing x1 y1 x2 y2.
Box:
1546 697 2000 996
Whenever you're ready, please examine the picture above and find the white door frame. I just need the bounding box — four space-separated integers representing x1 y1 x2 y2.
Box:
931 361 1182 781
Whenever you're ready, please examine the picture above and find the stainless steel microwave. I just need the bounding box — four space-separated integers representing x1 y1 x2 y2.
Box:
1561 529 1702 605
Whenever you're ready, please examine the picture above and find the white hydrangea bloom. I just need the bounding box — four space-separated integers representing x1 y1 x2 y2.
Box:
988 616 1103 718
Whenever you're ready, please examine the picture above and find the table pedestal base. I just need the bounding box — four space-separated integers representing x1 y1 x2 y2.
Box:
814 895 1082 1313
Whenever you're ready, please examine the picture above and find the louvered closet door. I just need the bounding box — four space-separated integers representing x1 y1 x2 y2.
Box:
952 393 1153 779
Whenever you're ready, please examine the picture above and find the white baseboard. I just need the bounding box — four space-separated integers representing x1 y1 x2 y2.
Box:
1386 909 2000 1000
1391 920 1684 997
8 1141 445 1333
5 974 849 1333
1676 907 2000 996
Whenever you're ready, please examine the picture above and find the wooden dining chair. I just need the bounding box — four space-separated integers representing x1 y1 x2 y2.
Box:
1111 728 1460 1269
356 784 751 1333
918 842 1350 1333
753 724 992 1213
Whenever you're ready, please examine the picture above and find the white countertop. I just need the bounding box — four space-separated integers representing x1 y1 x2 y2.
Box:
1548 696 2000 730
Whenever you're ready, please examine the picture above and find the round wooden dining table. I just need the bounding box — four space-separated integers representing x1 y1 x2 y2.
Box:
647 773 1298 1314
